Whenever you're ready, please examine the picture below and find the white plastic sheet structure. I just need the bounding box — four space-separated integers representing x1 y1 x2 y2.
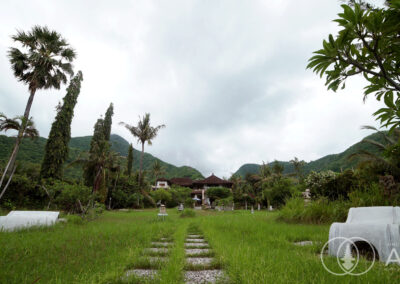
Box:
0 210 60 232
329 206 400 262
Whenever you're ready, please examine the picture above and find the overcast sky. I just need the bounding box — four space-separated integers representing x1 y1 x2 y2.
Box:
0 0 387 178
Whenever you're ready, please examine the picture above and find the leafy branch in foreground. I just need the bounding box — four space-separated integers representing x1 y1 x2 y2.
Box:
307 2 400 130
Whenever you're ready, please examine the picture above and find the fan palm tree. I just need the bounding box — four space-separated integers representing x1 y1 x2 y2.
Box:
1 26 76 196
0 114 39 200
120 113 165 184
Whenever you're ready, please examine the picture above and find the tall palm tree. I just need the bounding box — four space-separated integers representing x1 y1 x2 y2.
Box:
290 157 306 181
151 160 165 185
120 113 165 184
0 114 39 200
70 142 120 197
1 26 76 194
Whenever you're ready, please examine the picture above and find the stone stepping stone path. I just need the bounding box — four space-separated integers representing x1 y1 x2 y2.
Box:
185 242 209 248
185 248 212 256
184 270 225 284
145 247 169 253
188 238 206 243
184 231 226 283
186 257 214 265
126 269 157 279
151 241 172 247
125 236 173 281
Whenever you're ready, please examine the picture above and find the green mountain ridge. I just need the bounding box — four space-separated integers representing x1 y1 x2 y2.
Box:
234 131 386 177
0 134 204 180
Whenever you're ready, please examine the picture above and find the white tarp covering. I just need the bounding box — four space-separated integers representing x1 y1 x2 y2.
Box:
329 206 400 262
0 210 60 232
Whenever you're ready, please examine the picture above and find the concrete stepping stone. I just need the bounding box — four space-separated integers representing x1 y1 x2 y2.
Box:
145 248 169 253
160 237 172 241
186 257 214 266
187 235 203 238
294 241 313 246
185 242 209 248
184 270 224 284
185 248 211 255
151 241 172 246
149 256 168 262
186 238 205 243
126 269 157 279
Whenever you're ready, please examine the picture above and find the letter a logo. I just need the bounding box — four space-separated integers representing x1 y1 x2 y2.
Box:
386 249 400 266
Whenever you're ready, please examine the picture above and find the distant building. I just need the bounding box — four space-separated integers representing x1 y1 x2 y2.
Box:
153 174 233 206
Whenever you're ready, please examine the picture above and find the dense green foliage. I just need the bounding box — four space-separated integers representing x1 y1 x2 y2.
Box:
167 186 193 208
83 118 108 188
206 187 232 203
150 188 171 204
40 71 83 179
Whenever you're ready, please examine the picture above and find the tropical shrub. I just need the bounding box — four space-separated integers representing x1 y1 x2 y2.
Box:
348 182 398 207
52 182 92 213
0 173 44 209
305 170 337 199
207 187 232 203
216 196 234 207
167 186 192 207
278 197 350 224
150 189 171 205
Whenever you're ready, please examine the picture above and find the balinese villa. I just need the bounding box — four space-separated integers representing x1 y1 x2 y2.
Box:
153 174 233 206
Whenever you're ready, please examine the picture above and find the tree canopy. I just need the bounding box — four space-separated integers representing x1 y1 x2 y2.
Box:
307 2 400 130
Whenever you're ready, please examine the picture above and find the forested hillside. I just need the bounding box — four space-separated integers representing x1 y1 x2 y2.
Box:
234 131 386 177
0 134 203 181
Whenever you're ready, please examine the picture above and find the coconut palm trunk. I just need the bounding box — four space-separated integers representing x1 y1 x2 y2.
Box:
0 88 36 190
139 142 144 183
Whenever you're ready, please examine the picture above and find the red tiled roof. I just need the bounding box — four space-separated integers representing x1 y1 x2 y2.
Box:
194 174 233 186
156 177 170 182
170 177 193 186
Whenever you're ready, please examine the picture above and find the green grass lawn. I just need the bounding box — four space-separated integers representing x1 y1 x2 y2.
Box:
1 209 399 283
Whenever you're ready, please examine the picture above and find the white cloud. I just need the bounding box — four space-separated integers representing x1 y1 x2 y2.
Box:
0 0 385 177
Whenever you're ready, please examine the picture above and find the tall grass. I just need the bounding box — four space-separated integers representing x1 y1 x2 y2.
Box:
278 197 349 224
1 210 399 283
198 211 400 283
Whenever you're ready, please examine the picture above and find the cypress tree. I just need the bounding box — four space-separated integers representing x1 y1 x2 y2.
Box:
103 103 114 141
84 118 106 187
40 71 83 179
127 143 133 176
